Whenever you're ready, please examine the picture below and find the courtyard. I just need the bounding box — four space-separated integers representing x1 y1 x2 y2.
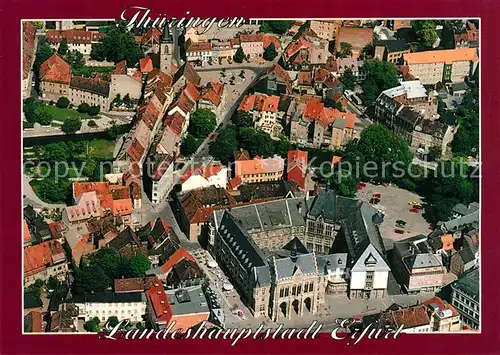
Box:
356 182 432 250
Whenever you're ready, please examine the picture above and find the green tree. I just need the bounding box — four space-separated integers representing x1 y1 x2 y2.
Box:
88 105 101 116
239 127 275 158
107 316 119 328
34 279 44 288
84 317 101 332
58 38 69 56
61 117 82 134
88 120 98 127
47 276 58 290
339 68 356 91
259 21 293 34
129 255 151 277
451 89 479 156
73 263 111 294
34 43 55 72
91 24 144 67
209 127 239 162
78 103 90 113
107 124 122 140
263 42 278 61
180 134 201 156
231 110 253 128
136 322 145 330
35 175 72 203
65 50 85 70
412 20 438 48
361 60 399 105
31 21 44 29
233 47 245 63
274 136 292 158
90 248 121 279
44 142 70 161
343 124 412 184
36 109 54 126
56 96 70 108
188 109 216 138
338 42 353 58
427 146 442 162
23 98 38 123
360 43 374 60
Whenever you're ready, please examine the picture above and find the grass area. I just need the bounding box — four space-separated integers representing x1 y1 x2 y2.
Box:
87 139 115 159
42 105 90 121
25 165 81 179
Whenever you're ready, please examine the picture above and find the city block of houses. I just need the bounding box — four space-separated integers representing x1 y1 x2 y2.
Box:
23 19 479 333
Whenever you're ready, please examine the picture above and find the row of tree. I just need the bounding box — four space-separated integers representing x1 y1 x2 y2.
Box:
73 248 151 295
180 109 217 156
208 110 291 162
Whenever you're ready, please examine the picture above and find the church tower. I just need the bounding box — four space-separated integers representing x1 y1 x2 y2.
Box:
160 25 174 74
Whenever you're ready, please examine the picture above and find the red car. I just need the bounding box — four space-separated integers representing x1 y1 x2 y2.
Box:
357 183 364 190
410 208 419 213
209 133 217 141
395 228 405 234
373 193 382 198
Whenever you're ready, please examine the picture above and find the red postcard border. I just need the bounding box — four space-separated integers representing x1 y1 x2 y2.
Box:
2 0 499 353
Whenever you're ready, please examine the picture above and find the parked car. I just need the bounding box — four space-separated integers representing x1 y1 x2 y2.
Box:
395 228 405 234
413 205 423 210
409 208 419 213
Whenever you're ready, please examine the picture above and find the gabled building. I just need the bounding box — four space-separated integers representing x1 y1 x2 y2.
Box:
39 55 71 102
69 76 110 109
24 240 68 285
451 267 480 330
198 82 225 120
239 33 264 58
238 93 281 138
181 163 228 192
213 212 272 317
392 235 445 294
286 149 309 191
403 48 479 85
45 29 104 56
234 155 285 184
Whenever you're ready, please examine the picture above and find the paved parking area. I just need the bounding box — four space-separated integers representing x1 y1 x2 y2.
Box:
356 183 432 250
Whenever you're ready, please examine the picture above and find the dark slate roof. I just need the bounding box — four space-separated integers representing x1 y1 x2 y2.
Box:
341 202 387 263
174 62 201 86
273 252 318 280
171 258 204 281
253 265 272 287
452 267 479 301
108 227 140 250
374 40 409 53
239 180 294 203
451 82 469 92
24 205 38 222
218 211 268 271
316 253 348 275
458 247 475 264
452 202 479 216
24 291 43 309
307 189 359 222
137 222 152 243
426 230 444 251
440 210 479 232
282 237 309 254
213 197 305 234
70 76 110 97
71 292 146 304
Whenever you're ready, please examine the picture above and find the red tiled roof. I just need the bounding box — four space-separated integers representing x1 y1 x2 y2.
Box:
164 111 185 136
39 55 71 84
24 241 65 277
114 60 127 74
128 138 146 162
146 280 172 323
160 248 196 273
142 28 161 45
139 99 161 130
263 35 281 49
423 296 459 317
287 149 308 169
230 37 240 47
200 82 224 106
314 68 331 82
234 149 250 161
235 156 285 177
303 100 324 121
269 64 292 93
186 40 212 52
298 71 313 86
227 176 243 190
391 305 430 329
285 38 313 59
24 219 32 243
238 94 256 112
140 57 154 73
287 165 306 190
332 156 342 165
175 91 196 115
240 33 263 43
287 149 308 190
23 22 36 80
152 155 173 180
184 82 201 102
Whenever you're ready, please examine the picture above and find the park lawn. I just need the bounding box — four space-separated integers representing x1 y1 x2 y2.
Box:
42 105 90 121
86 139 115 159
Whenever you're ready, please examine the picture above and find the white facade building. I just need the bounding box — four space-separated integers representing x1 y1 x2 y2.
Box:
73 292 147 323
349 244 390 299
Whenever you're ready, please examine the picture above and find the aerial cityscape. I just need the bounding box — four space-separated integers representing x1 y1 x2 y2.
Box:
22 18 479 334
